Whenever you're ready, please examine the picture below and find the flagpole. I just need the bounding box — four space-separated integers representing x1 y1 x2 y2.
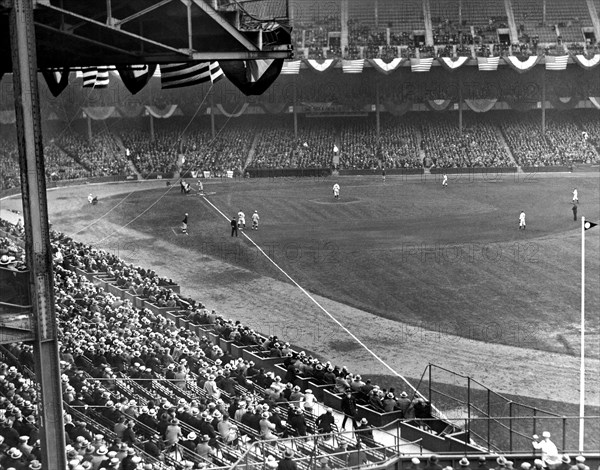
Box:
579 215 585 453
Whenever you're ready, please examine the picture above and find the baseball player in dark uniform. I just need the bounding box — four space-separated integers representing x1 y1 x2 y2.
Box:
231 217 238 237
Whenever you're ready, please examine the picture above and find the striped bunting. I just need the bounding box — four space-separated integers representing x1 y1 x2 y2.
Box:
574 54 600 70
280 60 301 74
369 58 404 74
42 67 70 97
504 55 541 74
410 57 434 72
82 67 109 88
160 61 223 89
477 56 500 71
305 59 337 73
342 59 364 73
545 55 569 71
117 64 157 95
438 56 469 71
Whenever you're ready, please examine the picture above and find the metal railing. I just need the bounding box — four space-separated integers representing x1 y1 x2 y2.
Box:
416 363 600 453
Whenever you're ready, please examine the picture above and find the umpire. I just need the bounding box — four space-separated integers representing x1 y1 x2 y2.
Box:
231 217 238 237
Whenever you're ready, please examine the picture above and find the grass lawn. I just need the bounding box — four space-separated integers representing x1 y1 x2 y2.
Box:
98 175 600 358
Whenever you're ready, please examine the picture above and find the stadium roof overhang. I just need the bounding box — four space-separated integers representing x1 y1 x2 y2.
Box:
0 0 293 73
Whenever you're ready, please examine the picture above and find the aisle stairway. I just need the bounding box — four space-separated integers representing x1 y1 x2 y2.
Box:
244 132 261 170
113 132 143 180
495 126 520 170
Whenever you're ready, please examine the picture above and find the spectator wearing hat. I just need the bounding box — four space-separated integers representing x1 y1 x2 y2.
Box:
179 431 198 452
532 432 560 466
17 435 33 460
409 457 422 470
277 448 297 470
91 445 110 469
5 447 27 470
265 455 279 470
164 418 183 447
477 456 490 470
28 460 43 470
71 421 93 443
424 455 443 470
356 418 374 445
382 392 398 412
121 421 139 447
289 408 308 437
259 412 278 441
143 435 163 459
316 408 336 436
195 434 213 459
459 458 472 470
495 457 508 470
120 448 138 470
341 389 358 430
198 412 219 448
0 417 21 447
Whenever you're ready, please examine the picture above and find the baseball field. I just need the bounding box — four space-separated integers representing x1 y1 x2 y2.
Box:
6 172 598 438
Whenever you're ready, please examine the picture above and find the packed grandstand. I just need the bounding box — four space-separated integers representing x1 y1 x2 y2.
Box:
0 111 599 191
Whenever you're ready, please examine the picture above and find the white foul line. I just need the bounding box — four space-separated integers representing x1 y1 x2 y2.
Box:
200 195 425 399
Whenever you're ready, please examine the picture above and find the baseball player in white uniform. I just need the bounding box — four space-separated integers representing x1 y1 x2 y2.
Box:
252 211 260 230
237 210 246 229
519 211 526 230
333 183 340 199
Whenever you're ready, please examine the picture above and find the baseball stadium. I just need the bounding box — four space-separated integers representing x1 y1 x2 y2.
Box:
0 1 599 470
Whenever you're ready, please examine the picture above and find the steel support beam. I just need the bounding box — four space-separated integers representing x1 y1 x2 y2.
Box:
113 0 176 27
40 4 189 55
189 50 291 60
9 0 66 469
189 0 259 51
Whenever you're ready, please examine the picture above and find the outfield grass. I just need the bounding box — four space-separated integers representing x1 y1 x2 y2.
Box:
96 175 600 358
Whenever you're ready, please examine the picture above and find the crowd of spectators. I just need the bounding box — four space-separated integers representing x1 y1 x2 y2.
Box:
421 115 516 168
1 111 600 191
0 217 437 469
56 132 131 178
119 127 181 177
180 125 254 177
0 136 20 191
500 114 599 167
338 118 423 170
250 119 337 169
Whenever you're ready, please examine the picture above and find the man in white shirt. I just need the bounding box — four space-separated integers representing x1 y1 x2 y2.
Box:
333 183 340 199
572 188 578 204
532 432 560 466
251 211 260 230
442 174 448 188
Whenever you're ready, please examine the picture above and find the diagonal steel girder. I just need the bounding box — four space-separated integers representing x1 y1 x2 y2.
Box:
36 3 188 56
188 0 259 51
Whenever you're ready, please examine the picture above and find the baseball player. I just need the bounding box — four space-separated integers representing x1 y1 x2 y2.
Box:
519 211 526 230
333 183 340 199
